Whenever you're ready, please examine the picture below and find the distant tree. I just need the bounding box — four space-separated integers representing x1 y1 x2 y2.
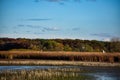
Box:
110 42 120 52
43 40 63 51
84 44 93 52
29 40 42 50
64 44 72 51
0 38 120 52
90 40 104 52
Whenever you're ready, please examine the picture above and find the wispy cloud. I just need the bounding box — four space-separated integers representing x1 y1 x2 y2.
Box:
91 33 113 38
72 27 80 31
102 38 111 42
43 27 60 31
35 0 67 2
34 0 96 3
26 25 42 28
26 18 51 21
47 0 62 2
13 31 18 34
17 24 60 32
34 0 39 2
26 31 30 33
18 24 24 27
18 24 42 28
34 32 43 34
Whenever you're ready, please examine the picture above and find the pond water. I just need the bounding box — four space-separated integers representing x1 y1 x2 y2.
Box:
0 66 120 80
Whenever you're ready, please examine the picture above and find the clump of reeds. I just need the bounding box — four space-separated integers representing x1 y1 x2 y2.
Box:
0 67 92 80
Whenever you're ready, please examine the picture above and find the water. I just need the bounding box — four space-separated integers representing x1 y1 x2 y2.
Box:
0 66 120 80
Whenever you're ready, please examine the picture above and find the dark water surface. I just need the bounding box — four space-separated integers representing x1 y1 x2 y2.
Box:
0 66 120 80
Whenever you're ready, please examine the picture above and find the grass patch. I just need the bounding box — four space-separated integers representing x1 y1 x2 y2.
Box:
0 51 120 63
0 67 94 80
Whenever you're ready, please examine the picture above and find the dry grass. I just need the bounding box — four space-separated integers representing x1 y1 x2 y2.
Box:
0 51 120 63
0 67 93 80
0 60 120 66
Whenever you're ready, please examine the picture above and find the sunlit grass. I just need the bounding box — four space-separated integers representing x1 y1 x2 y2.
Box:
0 67 94 80
0 51 120 63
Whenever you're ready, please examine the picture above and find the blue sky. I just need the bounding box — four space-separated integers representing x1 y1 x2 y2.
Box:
0 0 120 41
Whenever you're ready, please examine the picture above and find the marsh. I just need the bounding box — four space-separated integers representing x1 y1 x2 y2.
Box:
0 66 120 80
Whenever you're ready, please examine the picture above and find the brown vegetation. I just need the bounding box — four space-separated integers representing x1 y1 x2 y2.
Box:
0 67 93 80
0 51 120 63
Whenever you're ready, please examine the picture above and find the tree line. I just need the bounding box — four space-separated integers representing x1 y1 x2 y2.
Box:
0 38 120 52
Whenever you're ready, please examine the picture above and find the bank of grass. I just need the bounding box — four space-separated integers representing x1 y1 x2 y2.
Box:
0 51 120 63
0 67 94 80
0 60 120 67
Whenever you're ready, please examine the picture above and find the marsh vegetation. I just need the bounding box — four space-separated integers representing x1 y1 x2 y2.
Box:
0 67 94 80
0 51 120 63
0 66 120 80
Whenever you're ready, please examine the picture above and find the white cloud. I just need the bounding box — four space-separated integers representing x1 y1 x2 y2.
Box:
102 38 111 42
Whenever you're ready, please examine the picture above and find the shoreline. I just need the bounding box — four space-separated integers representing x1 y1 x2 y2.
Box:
0 60 120 67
